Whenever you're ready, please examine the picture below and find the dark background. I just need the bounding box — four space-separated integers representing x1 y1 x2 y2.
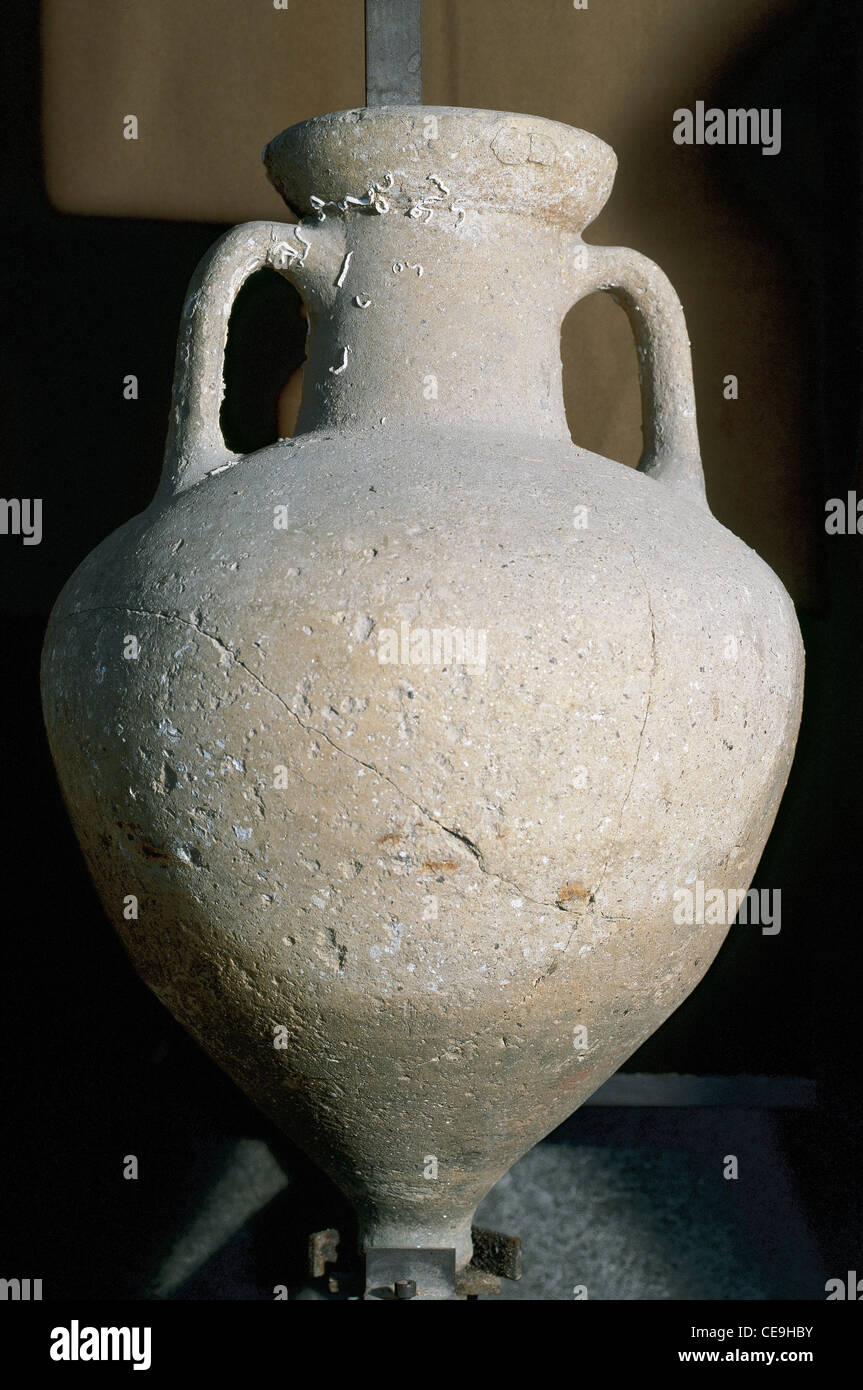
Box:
1 0 861 1298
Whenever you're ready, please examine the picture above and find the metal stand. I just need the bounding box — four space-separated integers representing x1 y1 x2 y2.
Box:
313 0 520 1304
309 1225 523 1301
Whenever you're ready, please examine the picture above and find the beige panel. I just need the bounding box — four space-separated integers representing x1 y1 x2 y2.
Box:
41 0 817 604
42 0 365 222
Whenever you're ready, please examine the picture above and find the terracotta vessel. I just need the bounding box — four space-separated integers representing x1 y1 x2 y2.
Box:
41 108 803 1289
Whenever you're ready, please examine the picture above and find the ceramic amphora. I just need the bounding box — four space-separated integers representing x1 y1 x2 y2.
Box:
41 108 804 1281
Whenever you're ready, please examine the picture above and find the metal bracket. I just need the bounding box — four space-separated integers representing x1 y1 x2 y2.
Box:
308 1223 522 1300
364 1247 458 1300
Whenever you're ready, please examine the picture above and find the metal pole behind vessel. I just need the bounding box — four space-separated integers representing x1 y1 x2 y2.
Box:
365 0 422 106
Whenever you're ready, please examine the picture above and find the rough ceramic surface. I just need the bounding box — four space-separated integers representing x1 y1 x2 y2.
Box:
42 107 803 1280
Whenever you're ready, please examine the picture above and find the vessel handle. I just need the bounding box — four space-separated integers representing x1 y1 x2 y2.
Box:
158 219 340 497
573 241 708 504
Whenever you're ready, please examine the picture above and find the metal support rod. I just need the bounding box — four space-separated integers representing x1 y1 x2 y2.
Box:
365 0 422 106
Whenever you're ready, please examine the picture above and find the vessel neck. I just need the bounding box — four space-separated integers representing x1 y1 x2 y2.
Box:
294 214 573 441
